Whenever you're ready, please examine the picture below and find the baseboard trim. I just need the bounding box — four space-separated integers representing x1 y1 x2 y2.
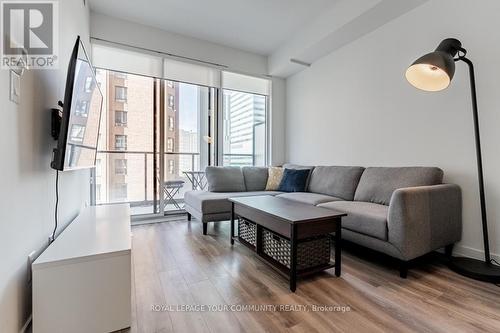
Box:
453 244 500 263
20 314 32 333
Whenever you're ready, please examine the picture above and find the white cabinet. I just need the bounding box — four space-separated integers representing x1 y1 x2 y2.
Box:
32 204 131 333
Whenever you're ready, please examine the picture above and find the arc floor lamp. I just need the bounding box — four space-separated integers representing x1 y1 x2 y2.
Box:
405 38 500 283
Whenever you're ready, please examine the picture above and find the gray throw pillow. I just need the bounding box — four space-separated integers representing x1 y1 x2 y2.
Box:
205 166 246 192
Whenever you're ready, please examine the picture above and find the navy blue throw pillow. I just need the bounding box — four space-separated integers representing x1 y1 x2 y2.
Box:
278 168 310 192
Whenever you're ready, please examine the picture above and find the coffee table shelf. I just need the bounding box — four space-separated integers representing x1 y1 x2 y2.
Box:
229 196 345 292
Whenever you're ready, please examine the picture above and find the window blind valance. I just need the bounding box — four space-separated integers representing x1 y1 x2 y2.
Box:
92 42 163 78
221 71 270 96
91 41 270 96
163 58 220 88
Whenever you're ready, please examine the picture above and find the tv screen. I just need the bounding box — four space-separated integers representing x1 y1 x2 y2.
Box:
51 36 103 171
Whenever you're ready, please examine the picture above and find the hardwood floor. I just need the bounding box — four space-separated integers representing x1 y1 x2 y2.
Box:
127 218 500 333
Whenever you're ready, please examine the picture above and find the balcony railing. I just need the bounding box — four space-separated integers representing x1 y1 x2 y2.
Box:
95 150 200 215
95 151 260 215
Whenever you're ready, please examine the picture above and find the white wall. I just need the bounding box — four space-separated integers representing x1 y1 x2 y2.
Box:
0 1 91 331
286 0 500 260
270 77 286 166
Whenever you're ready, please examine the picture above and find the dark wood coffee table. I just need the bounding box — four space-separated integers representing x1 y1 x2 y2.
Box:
229 196 345 292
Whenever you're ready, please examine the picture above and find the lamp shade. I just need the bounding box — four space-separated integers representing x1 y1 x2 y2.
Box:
405 38 462 92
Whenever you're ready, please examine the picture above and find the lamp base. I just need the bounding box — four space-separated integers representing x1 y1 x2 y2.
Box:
448 256 500 283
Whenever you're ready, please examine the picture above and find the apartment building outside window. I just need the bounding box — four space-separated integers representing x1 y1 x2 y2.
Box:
115 86 127 102
115 111 127 126
168 94 174 109
114 72 127 79
115 184 127 199
96 184 101 202
168 116 174 131
91 59 269 216
84 76 93 92
168 160 174 174
115 159 127 175
70 124 85 143
75 100 89 117
222 90 267 166
167 138 174 152
115 135 127 150
95 159 102 177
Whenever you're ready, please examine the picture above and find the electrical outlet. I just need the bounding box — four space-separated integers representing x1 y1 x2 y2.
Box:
27 251 37 285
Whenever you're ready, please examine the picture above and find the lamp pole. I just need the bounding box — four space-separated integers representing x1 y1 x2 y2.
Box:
406 39 500 282
458 56 491 264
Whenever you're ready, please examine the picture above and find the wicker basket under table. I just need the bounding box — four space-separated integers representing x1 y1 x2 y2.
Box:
229 196 345 292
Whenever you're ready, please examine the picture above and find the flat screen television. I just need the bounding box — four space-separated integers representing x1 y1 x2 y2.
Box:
51 36 103 171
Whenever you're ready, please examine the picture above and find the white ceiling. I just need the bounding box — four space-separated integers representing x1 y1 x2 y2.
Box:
89 0 338 55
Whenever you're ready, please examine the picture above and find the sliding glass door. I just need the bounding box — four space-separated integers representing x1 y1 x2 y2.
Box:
94 69 156 215
158 81 213 214
91 44 270 218
94 70 213 215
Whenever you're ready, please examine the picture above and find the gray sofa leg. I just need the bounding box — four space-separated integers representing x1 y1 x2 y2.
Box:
400 261 408 278
187 213 191 221
203 223 208 235
445 244 454 259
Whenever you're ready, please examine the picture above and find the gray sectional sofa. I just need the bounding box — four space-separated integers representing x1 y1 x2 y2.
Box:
184 164 462 277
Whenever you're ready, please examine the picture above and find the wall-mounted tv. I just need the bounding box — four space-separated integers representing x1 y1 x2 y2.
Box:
51 36 103 171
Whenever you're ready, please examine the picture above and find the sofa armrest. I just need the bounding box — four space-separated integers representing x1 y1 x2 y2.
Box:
388 184 462 260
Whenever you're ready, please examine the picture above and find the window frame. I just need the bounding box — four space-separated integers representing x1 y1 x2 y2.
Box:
114 158 128 175
75 100 89 117
168 116 174 131
114 134 128 151
168 94 174 109
69 124 86 143
168 159 174 174
115 110 128 127
84 76 93 93
115 86 128 102
166 137 174 153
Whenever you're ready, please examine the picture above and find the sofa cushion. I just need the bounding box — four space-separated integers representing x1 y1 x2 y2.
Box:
265 167 284 191
242 167 268 191
354 167 444 205
205 166 246 192
276 192 342 205
184 191 282 214
319 201 389 241
308 166 365 200
278 168 311 192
